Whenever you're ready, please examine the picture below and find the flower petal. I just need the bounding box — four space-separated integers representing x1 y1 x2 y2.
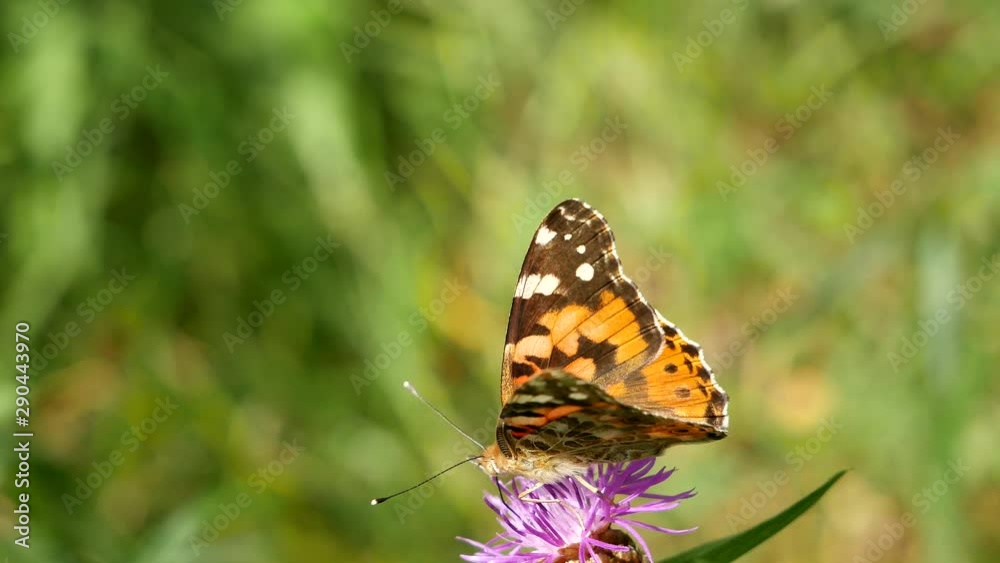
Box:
461 458 699 562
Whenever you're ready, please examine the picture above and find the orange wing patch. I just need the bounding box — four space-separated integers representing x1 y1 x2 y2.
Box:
607 313 728 436
523 291 662 386
574 291 633 343
537 292 642 360
510 335 552 366
563 357 596 380
540 305 591 356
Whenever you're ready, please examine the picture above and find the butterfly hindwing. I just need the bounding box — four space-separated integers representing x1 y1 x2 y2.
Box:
500 200 664 403
500 370 718 463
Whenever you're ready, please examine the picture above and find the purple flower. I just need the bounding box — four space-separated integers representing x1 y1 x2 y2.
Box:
459 458 696 563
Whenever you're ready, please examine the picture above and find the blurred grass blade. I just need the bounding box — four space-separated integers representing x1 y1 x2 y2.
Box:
658 470 846 563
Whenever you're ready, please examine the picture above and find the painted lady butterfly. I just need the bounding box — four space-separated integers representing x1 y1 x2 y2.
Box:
474 199 729 483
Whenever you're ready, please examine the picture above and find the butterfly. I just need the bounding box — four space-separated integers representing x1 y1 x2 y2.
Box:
474 199 728 483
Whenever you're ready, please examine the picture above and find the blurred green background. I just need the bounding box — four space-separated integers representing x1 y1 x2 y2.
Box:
1 1 998 562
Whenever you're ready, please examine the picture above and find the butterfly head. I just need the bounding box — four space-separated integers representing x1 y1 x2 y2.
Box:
477 440 590 483
475 443 507 477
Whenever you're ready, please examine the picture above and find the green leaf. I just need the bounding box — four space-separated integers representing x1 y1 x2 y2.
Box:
658 470 846 563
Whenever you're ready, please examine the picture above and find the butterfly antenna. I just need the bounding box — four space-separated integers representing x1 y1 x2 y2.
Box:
371 456 483 506
402 381 485 449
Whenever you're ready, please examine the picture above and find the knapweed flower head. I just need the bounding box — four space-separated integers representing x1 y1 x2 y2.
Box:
459 458 696 563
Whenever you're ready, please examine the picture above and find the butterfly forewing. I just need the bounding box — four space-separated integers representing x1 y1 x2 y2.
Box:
607 313 729 438
500 200 663 403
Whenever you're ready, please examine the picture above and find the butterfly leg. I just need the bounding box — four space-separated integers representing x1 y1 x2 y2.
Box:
517 475 610 504
516 490 586 528
516 480 547 500
516 481 574 510
573 474 599 494
573 474 614 504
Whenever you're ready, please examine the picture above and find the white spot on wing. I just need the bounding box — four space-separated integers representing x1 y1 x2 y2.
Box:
534 274 560 296
576 245 586 254
549 421 569 433
535 226 557 245
563 233 572 240
569 392 588 401
518 273 560 298
558 206 577 221
576 263 594 281
521 274 541 298
514 276 527 297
